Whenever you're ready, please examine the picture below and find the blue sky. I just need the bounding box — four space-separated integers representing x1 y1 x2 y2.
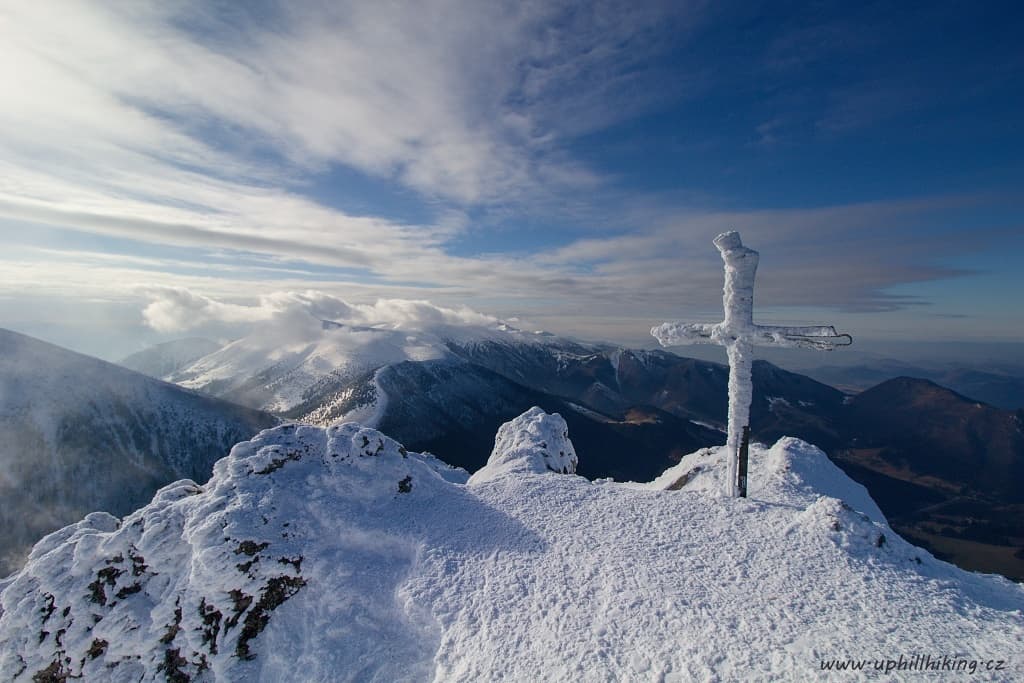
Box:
0 1 1021 359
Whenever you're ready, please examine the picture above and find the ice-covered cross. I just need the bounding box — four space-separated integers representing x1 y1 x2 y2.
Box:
651 231 851 498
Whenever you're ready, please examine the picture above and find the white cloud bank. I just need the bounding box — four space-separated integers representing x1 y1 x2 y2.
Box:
141 288 500 335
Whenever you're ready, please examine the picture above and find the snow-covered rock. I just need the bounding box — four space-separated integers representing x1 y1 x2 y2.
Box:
2 410 1022 681
467 407 577 484
0 422 468 681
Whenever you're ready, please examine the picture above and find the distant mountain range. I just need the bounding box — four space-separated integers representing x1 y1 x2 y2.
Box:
0 329 277 576
803 360 1024 410
3 320 1021 582
833 377 1024 578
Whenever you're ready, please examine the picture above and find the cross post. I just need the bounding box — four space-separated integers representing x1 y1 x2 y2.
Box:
652 231 851 498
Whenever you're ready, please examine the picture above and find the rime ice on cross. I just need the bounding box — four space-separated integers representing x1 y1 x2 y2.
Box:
652 231 851 498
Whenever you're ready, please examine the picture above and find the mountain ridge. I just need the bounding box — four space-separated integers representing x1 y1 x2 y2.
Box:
119 338 222 379
0 328 278 576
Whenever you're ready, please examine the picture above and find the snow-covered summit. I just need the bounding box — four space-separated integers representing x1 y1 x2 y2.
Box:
2 411 1022 681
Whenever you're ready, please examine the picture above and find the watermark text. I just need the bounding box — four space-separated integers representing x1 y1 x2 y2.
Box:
820 654 1009 675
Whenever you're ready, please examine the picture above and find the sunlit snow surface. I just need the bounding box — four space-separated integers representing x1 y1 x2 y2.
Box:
2 410 1022 681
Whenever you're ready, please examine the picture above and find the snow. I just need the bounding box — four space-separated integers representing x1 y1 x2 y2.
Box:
119 338 222 379
2 410 1022 681
346 367 388 427
642 436 886 523
172 323 449 413
169 314 581 414
467 407 577 484
307 367 389 428
565 401 613 422
0 422 468 681
609 348 622 377
725 340 754 495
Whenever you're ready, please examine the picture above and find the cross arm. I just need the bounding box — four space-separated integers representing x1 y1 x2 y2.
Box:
752 325 852 350
653 321 853 350
651 321 719 347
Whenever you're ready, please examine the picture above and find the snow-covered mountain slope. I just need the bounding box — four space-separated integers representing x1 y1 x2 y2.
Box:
168 321 446 413
119 338 222 379
153 311 837 449
167 318 566 414
2 409 1021 681
0 329 278 577
163 315 839 448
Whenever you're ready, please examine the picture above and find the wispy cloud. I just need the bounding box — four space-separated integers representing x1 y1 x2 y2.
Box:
0 193 997 320
0 1 691 206
0 1 1017 353
0 0 710 307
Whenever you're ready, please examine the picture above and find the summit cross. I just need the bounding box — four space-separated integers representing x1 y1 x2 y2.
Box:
651 231 851 498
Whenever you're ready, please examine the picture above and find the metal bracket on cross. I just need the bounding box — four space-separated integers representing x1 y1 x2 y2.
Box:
652 231 852 498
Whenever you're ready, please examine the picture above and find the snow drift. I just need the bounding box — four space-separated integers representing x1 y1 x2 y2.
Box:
1 410 1022 681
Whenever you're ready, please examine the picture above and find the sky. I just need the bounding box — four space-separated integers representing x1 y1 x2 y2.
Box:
0 0 1022 361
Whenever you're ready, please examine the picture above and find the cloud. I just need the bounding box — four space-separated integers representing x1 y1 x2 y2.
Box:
140 287 499 334
0 0 715 320
0 192 1004 328
529 194 1000 314
0 0 1015 351
355 298 499 330
141 288 272 333
0 1 691 207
